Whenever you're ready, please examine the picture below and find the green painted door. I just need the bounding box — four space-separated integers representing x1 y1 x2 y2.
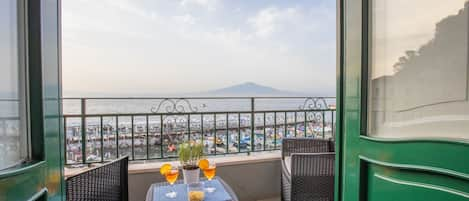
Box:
0 0 63 200
337 0 469 201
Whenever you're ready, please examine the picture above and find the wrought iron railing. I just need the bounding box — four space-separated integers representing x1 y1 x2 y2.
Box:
62 97 336 165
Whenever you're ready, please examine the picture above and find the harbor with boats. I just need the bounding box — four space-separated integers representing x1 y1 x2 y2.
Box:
63 97 336 165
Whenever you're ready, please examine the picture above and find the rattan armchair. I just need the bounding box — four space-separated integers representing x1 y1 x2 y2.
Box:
281 138 335 201
66 156 129 201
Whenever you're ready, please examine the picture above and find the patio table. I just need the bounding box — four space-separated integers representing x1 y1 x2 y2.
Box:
145 176 239 201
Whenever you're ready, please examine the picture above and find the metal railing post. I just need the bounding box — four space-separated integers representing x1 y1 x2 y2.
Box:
146 115 149 160
250 97 255 153
226 113 229 153
322 111 326 138
187 114 191 141
131 115 134 160
100 116 104 162
160 115 163 158
80 98 86 164
116 116 119 158
304 111 307 137
331 111 335 139
263 113 266 151
214 114 217 155
294 112 297 137
63 117 68 164
274 112 277 149
201 114 204 148
237 113 241 153
284 112 287 139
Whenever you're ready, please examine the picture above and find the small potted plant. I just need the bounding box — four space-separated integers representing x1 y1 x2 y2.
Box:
178 141 204 184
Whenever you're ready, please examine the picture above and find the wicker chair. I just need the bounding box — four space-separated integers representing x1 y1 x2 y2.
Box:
66 156 129 201
281 138 335 201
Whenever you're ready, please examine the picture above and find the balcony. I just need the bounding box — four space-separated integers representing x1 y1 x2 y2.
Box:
63 96 336 201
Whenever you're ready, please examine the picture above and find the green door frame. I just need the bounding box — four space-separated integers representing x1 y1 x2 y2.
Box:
334 0 345 200
337 0 469 201
0 0 64 200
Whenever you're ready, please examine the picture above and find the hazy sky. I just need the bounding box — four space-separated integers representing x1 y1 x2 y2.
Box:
62 0 336 96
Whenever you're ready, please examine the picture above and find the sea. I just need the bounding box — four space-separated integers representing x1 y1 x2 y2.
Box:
62 97 336 127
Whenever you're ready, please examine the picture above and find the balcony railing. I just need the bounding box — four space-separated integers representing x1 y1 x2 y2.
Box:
62 97 336 165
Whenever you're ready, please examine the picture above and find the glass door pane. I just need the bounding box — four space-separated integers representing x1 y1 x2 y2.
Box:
0 0 28 169
368 0 469 139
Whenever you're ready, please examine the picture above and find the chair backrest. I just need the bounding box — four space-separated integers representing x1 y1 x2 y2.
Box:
291 153 335 201
66 156 129 201
282 138 332 159
328 139 335 152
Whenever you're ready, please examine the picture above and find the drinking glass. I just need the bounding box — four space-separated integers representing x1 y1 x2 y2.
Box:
202 160 216 193
164 166 179 198
187 182 205 201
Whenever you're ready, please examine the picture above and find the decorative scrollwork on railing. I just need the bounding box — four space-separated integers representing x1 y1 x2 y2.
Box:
306 111 323 124
308 111 325 136
298 97 328 110
151 98 206 113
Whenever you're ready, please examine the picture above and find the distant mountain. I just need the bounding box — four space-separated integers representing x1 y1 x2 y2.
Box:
204 82 303 96
63 82 327 97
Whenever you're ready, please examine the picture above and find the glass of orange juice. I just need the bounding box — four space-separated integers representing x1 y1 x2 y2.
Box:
164 166 179 198
202 160 216 193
